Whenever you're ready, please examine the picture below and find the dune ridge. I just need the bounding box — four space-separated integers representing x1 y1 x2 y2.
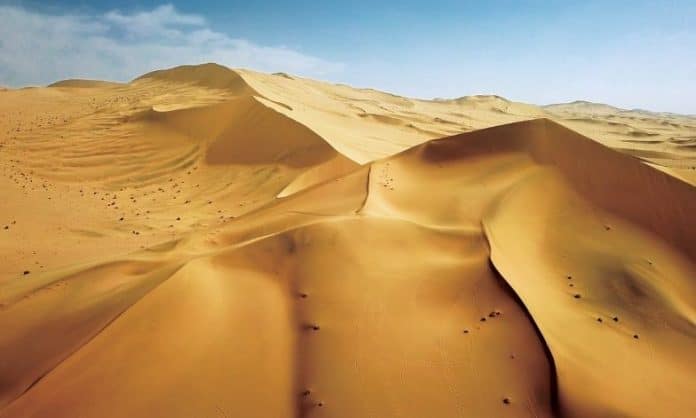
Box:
134 63 258 96
1 64 695 418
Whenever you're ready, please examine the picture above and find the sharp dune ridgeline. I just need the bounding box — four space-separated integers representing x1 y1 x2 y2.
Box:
1 63 695 418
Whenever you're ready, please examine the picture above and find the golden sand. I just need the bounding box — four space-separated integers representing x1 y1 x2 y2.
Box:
1 63 694 418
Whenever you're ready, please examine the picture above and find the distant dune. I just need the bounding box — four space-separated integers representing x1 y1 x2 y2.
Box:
48 79 124 88
544 100 624 115
1 63 695 418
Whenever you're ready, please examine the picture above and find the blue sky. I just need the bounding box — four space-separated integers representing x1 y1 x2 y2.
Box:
1 1 694 113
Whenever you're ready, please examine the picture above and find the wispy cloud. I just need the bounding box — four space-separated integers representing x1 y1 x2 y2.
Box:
0 4 344 86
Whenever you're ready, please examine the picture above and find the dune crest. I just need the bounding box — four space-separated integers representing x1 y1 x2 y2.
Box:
1 64 695 418
134 63 258 96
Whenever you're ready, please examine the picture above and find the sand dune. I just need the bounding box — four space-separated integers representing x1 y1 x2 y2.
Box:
48 79 124 88
137 96 343 167
1 64 695 418
134 63 257 95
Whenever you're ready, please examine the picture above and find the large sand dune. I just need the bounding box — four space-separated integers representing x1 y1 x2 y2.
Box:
1 63 695 418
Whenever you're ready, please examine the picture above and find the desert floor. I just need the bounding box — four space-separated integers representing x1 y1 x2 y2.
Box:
1 63 695 418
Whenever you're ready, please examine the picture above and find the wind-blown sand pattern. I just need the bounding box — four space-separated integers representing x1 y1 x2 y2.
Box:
1 63 695 418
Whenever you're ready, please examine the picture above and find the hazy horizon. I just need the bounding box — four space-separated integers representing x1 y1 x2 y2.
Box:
1 1 694 114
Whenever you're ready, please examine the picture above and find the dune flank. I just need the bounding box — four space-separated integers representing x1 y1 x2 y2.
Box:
1 63 695 418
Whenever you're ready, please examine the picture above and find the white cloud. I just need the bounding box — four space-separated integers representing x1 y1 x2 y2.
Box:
104 4 206 29
0 4 344 86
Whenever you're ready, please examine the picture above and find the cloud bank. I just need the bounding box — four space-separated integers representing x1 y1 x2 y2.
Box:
0 4 344 86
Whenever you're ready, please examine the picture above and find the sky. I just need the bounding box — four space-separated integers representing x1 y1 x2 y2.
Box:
0 0 694 113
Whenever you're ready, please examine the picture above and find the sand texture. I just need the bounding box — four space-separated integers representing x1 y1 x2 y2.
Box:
1 63 695 418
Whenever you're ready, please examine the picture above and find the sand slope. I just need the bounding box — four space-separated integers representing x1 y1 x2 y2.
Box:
1 64 695 418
